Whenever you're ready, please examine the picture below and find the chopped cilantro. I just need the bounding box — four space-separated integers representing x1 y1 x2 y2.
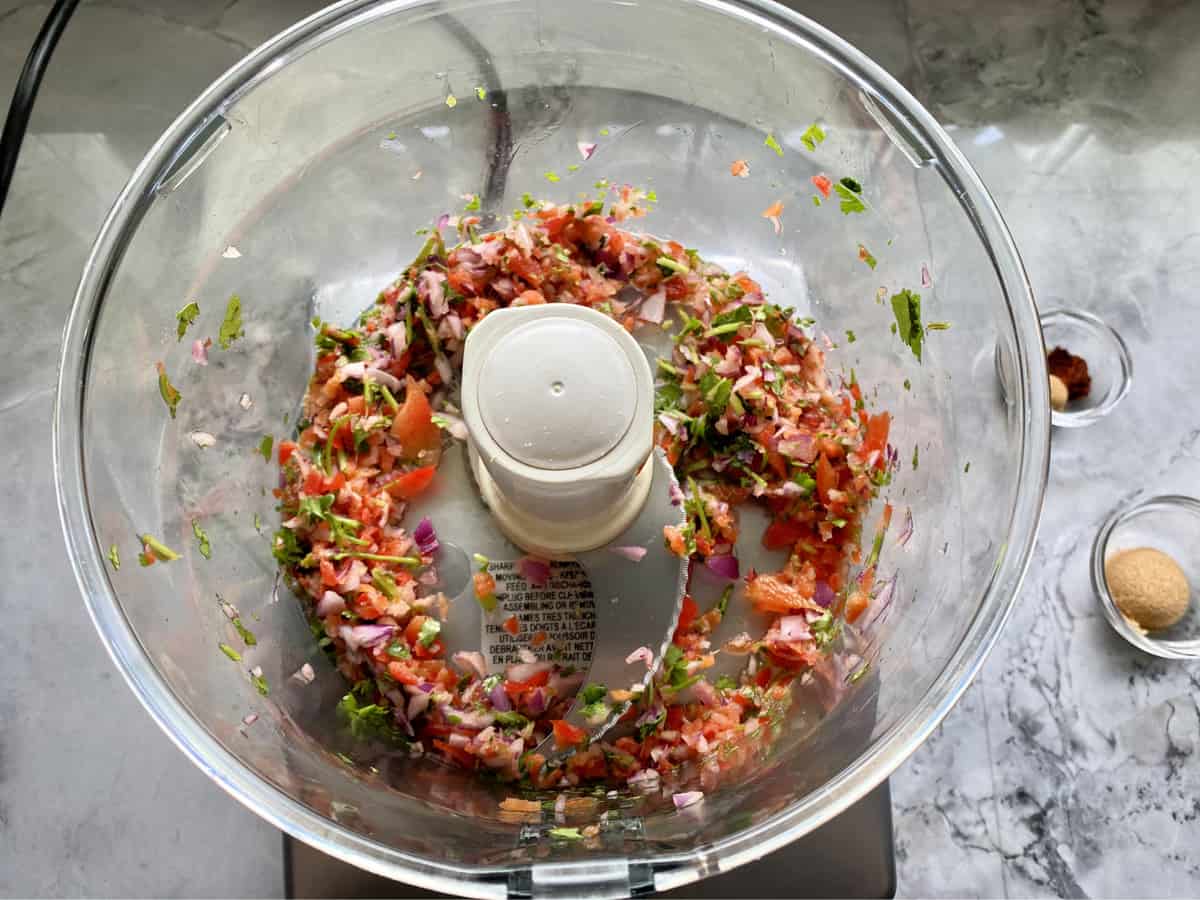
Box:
156 362 181 418
445 93 457 108
715 584 733 616
495 711 529 728
926 321 951 331
890 289 923 361
715 675 737 691
858 244 877 269
912 444 920 470
800 122 826 151
764 133 784 156
834 179 867 214
544 171 560 183
848 662 871 684
567 163 580 172
845 329 857 343
475 86 487 101
338 691 405 742
219 642 242 662
386 640 410 659
580 682 607 705
191 519 212 560
331 551 418 565
218 295 244 349
175 301 200 340
252 673 270 696
373 570 400 601
812 195 822 207
548 827 582 840
809 610 841 648
599 128 610 136
903 378 911 391
698 370 732 415
964 461 971 474
522 192 536 209
108 544 120 570
258 434 273 462
233 617 257 646
417 618 441 647
463 194 480 212
272 527 304 567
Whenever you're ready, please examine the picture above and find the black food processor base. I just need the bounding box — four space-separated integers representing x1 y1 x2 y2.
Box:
283 780 895 899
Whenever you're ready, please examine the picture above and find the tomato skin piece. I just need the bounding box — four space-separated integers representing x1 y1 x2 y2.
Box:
673 595 699 642
551 719 587 749
812 174 833 197
502 615 520 636
383 465 436 499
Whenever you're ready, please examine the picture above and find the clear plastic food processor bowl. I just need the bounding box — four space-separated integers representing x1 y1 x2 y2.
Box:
54 0 1049 895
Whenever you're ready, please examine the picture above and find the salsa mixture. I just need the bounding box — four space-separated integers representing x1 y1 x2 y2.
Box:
271 187 894 795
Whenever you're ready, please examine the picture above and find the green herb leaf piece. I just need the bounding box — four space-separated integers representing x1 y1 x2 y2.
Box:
156 362 181 418
258 434 274 462
889 289 923 362
176 301 200 340
764 133 784 156
218 295 245 349
219 642 242 662
834 178 867 214
800 122 826 151
108 544 120 570
191 519 212 560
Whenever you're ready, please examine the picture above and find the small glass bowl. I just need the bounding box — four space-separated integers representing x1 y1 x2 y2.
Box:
1091 495 1200 659
1041 308 1132 428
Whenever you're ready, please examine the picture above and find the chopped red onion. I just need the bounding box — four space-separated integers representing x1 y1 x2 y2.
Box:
525 687 547 716
407 691 431 720
609 545 647 562
413 517 440 555
189 430 216 449
434 354 453 385
704 554 739 580
250 665 263 678
517 648 538 665
489 682 512 711
339 623 395 652
577 141 597 160
191 339 209 366
222 245 242 259
518 555 551 587
452 651 489 680
637 290 666 325
435 411 469 440
669 481 686 506
814 580 836 608
921 264 932 287
435 213 450 232
897 507 914 547
692 679 719 707
291 662 316 685
627 768 659 787
672 790 704 810
241 713 258 727
554 792 567 822
657 412 681 437
505 660 553 683
625 646 653 669
385 322 408 358
778 615 811 641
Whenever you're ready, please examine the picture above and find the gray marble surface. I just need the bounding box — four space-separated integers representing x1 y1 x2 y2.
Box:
1 0 1197 896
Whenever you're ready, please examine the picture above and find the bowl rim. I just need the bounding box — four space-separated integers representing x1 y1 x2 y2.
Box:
1090 494 1200 660
53 0 1050 894
1041 307 1133 429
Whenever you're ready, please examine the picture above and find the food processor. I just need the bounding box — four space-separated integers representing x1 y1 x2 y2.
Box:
53 0 1049 896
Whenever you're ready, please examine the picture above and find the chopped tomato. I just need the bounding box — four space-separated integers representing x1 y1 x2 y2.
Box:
815 453 836 505
383 465 436 499
531 630 548 647
763 517 807 551
277 441 298 466
674 595 699 640
665 705 684 730
390 377 441 458
551 719 587 750
812 174 832 197
432 739 478 769
502 615 520 636
503 669 551 697
860 412 891 460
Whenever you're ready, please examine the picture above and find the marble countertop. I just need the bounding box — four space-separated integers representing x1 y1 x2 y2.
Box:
2 0 1196 895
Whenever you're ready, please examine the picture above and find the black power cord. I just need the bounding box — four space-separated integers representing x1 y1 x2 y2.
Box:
0 0 81 220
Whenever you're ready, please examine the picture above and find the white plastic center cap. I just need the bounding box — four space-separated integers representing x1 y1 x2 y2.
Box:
477 319 637 470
